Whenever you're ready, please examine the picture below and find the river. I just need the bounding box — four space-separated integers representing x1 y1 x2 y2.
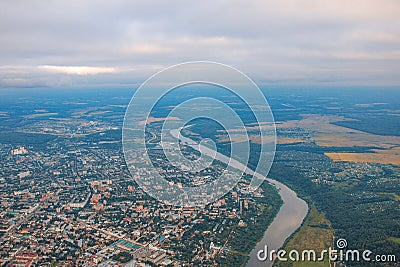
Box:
169 128 309 267
246 179 308 267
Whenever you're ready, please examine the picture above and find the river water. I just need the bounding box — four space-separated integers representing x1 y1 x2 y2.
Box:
169 129 309 267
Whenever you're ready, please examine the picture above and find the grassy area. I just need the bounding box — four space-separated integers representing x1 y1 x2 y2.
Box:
24 112 59 118
276 205 334 267
389 237 400 244
379 192 400 201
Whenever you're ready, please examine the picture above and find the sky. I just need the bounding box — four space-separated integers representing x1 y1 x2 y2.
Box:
0 0 399 89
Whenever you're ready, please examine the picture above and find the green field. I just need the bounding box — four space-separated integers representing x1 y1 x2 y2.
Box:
389 237 400 244
276 205 334 267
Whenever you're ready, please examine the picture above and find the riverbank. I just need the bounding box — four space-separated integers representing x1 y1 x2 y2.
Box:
247 179 308 267
274 205 334 267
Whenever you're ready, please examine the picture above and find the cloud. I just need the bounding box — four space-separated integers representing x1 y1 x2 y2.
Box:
38 65 116 75
0 0 399 88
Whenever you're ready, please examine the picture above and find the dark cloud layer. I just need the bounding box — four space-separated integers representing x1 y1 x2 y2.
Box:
1 0 399 88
